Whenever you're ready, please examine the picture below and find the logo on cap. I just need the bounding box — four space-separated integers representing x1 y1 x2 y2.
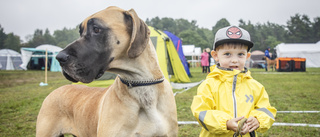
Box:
226 26 242 39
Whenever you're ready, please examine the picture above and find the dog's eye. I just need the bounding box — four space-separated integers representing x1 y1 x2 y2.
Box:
93 27 101 33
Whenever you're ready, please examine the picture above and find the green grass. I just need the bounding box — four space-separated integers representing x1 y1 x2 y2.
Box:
0 68 320 136
0 71 70 136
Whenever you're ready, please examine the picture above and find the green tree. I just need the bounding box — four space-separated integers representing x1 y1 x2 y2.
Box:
264 36 281 49
26 28 57 47
146 17 210 49
146 17 198 35
312 17 320 42
179 29 209 49
44 29 56 45
239 20 287 51
146 17 162 29
27 29 45 47
286 14 313 43
239 20 260 50
3 33 21 51
202 28 214 48
266 22 287 43
212 18 230 37
0 25 7 49
160 17 177 32
53 26 79 48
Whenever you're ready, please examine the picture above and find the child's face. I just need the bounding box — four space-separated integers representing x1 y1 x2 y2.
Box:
211 46 251 70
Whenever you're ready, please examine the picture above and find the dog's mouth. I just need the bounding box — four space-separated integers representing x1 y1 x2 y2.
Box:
62 70 79 83
60 58 114 83
95 70 105 79
62 70 104 83
62 69 105 83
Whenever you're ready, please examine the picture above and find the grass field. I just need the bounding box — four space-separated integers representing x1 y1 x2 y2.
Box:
0 67 320 136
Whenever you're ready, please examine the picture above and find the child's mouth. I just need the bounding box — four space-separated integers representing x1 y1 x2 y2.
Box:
230 66 239 70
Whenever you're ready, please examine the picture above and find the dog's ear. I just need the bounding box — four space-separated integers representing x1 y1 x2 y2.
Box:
125 9 150 58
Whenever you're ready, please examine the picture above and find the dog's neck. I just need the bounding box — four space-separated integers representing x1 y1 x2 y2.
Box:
115 40 164 82
110 40 165 110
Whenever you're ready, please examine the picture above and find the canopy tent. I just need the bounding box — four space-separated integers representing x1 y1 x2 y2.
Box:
275 42 320 68
182 45 201 56
250 50 265 68
149 26 190 83
0 49 22 70
182 45 202 67
163 31 191 76
251 50 265 55
20 44 62 71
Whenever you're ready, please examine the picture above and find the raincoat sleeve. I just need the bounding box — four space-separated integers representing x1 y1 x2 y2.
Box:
191 80 233 134
249 86 277 133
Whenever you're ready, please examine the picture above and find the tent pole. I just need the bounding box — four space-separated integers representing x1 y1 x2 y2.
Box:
45 49 48 83
39 49 48 86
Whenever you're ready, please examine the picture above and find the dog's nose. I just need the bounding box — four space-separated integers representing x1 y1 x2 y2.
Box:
56 51 69 63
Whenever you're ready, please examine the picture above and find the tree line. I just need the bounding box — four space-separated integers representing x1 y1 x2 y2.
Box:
0 13 319 52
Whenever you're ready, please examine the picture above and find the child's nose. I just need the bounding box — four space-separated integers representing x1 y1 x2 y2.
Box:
231 57 238 63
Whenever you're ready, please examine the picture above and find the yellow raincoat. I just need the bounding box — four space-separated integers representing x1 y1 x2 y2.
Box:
191 65 277 137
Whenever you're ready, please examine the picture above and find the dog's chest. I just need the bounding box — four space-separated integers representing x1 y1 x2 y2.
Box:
128 87 168 136
129 86 157 109
135 106 167 136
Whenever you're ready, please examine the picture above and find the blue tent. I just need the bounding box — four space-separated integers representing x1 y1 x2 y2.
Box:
163 31 191 76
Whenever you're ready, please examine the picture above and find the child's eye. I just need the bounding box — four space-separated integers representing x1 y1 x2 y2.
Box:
224 53 231 56
238 53 245 56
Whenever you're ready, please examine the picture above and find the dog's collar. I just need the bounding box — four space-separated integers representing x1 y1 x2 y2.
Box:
118 75 165 88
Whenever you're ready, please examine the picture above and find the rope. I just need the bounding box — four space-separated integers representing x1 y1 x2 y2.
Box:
233 118 247 137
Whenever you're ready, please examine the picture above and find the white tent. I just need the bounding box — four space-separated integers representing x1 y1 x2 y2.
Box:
20 44 63 71
182 45 202 67
182 45 201 56
0 49 22 70
275 42 320 68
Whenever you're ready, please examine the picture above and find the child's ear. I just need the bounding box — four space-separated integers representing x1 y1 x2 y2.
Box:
211 50 219 62
246 52 251 59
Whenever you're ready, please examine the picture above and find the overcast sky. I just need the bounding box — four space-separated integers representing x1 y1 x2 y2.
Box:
0 0 319 42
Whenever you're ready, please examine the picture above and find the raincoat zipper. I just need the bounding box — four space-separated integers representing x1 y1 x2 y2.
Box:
232 74 238 118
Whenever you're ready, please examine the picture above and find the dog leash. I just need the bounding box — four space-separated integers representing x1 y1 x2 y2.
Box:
233 118 256 137
118 75 165 88
233 118 247 137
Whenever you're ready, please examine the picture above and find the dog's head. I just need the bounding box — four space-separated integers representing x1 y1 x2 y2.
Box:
56 6 150 83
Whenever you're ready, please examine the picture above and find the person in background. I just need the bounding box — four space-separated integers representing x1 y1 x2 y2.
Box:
191 26 277 137
264 47 271 71
201 49 209 73
206 48 212 73
271 49 277 60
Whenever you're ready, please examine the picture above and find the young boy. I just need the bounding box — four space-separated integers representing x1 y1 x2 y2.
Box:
191 26 277 137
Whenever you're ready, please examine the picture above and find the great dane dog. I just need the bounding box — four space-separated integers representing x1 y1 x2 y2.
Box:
266 57 277 71
36 6 178 137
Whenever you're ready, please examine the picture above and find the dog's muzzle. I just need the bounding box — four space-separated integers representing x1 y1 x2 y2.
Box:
56 51 69 64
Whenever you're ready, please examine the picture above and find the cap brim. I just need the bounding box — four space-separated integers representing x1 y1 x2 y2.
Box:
215 39 254 50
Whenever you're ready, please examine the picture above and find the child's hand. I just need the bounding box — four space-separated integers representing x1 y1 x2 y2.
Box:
240 123 249 135
226 116 245 132
246 116 259 132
